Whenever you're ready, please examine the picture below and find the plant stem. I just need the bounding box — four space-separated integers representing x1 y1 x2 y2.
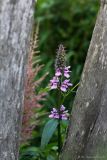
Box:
61 82 79 104
66 82 79 97
58 118 61 155
57 87 62 156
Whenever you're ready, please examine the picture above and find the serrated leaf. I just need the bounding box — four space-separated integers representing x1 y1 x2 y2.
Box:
41 119 58 148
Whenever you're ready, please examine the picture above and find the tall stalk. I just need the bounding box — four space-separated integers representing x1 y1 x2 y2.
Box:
58 118 61 155
57 88 62 155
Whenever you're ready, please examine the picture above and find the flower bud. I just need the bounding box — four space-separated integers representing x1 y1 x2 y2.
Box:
55 44 66 70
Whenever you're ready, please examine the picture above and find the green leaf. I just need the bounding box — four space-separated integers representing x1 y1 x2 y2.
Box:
39 87 50 94
41 119 58 148
47 155 55 160
24 147 40 156
61 120 69 126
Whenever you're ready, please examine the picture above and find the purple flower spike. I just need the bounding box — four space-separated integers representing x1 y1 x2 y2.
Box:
50 76 59 89
55 68 62 77
49 105 69 120
60 79 73 92
64 66 71 78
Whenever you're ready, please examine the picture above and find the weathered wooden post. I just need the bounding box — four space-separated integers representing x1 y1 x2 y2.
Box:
60 0 107 159
0 0 35 159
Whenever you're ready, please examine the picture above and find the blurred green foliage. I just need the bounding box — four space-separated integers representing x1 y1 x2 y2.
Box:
35 0 99 84
20 0 99 159
34 0 99 111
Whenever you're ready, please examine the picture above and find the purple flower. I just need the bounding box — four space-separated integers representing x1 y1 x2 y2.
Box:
64 66 71 78
50 76 59 89
60 105 66 111
49 108 59 119
55 68 62 77
60 105 69 120
49 105 69 120
61 113 68 120
60 79 73 92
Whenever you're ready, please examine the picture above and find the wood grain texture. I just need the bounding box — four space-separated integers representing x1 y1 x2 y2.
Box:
0 0 35 159
60 1 107 160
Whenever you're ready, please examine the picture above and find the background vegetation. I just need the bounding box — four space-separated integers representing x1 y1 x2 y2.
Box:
20 0 99 159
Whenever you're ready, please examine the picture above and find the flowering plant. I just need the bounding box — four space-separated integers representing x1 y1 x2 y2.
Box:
41 44 79 157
